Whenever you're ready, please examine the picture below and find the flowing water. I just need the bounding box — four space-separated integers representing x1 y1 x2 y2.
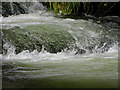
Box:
1 2 119 88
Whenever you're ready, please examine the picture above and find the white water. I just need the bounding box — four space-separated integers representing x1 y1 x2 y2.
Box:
1 10 118 56
1 3 119 88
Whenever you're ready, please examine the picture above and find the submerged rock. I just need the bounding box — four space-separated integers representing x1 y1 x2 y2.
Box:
75 49 86 55
2 24 75 54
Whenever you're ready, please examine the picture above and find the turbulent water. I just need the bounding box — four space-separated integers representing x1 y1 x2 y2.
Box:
1 2 119 88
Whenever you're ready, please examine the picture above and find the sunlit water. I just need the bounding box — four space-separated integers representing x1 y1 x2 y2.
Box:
1 8 119 88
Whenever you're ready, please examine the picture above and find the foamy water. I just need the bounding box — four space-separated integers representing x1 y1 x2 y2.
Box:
1 9 119 88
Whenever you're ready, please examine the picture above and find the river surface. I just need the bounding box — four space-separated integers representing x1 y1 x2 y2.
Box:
1 5 119 88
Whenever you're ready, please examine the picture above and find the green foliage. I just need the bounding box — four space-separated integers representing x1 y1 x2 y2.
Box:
47 2 118 17
53 2 59 14
49 2 52 11
52 2 73 15
104 3 108 7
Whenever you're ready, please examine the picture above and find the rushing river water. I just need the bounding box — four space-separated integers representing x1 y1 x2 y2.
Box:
1 2 119 88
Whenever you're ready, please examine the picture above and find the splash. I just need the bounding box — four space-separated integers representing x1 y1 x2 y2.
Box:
1 2 119 60
1 2 119 88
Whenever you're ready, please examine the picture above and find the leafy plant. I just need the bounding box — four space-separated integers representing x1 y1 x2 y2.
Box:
46 2 118 17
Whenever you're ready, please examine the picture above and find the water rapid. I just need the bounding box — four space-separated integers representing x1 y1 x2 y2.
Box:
1 2 119 88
